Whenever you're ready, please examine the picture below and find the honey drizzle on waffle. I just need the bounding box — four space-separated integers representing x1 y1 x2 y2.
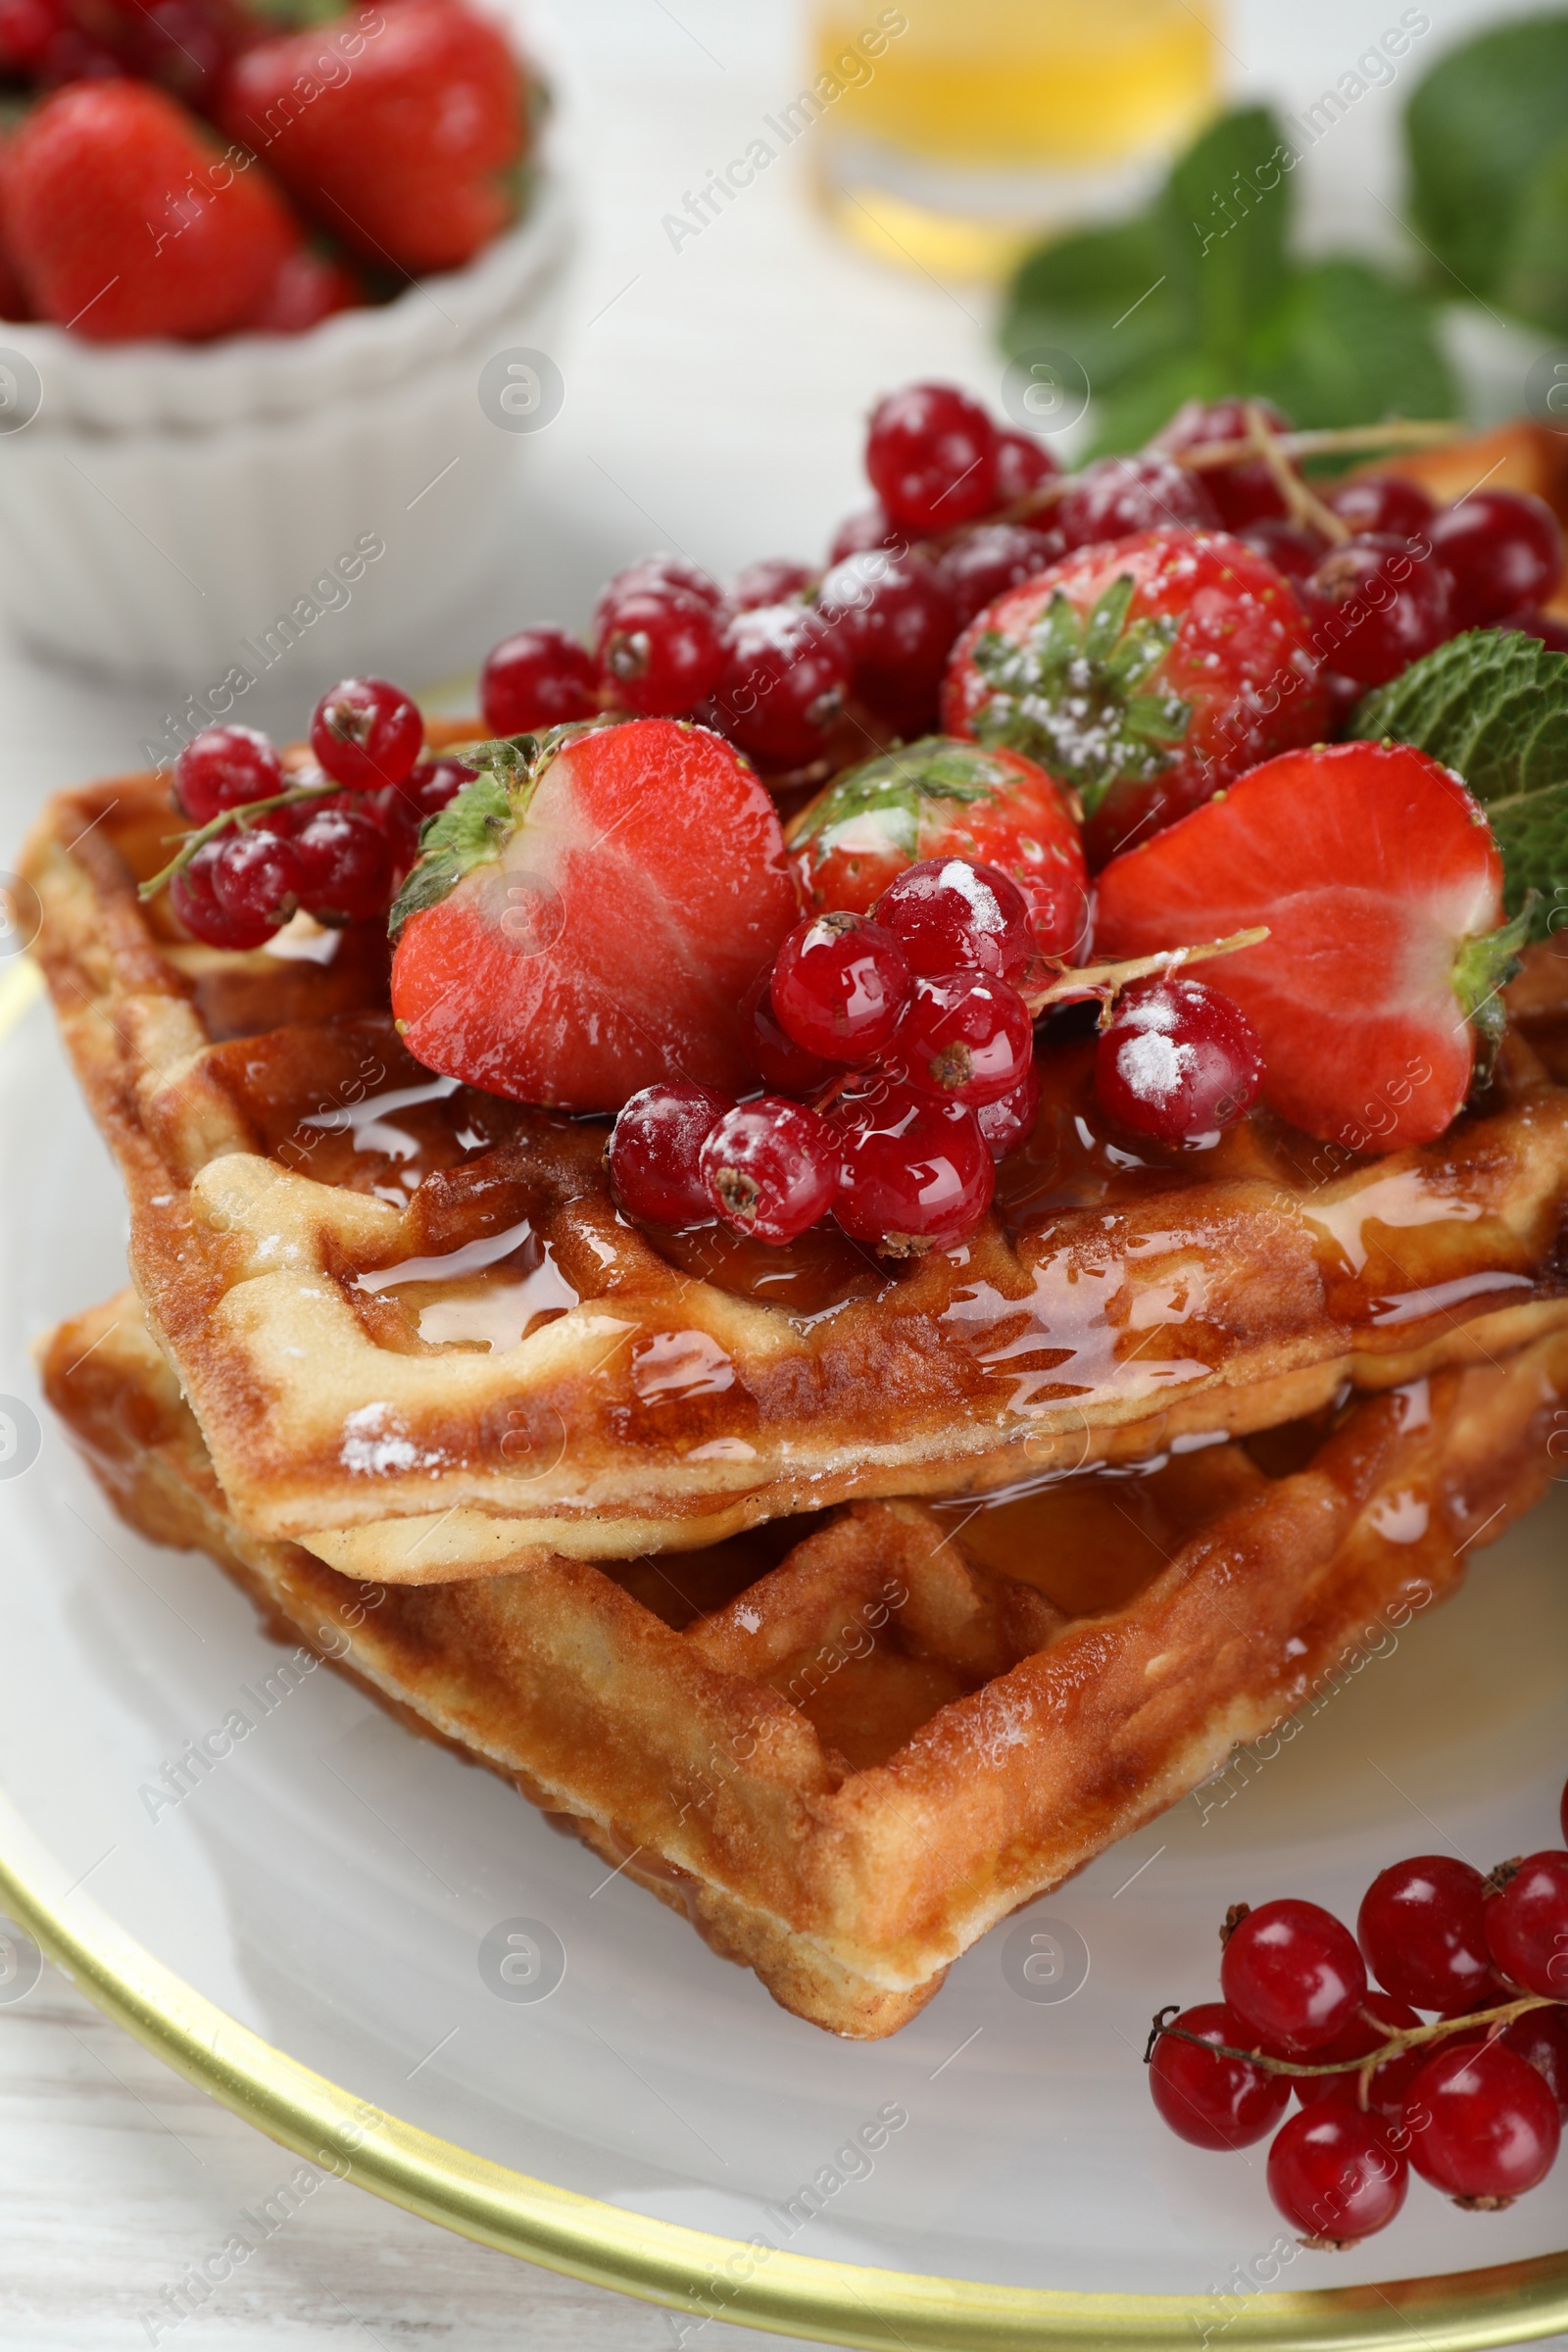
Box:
20 754 1568 1580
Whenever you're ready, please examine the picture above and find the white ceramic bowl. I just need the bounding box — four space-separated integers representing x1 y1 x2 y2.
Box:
0 168 572 681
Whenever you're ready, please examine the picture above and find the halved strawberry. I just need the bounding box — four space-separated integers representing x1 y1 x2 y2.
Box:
390 719 799 1112
941 528 1330 868
786 735 1088 959
1093 741 1519 1151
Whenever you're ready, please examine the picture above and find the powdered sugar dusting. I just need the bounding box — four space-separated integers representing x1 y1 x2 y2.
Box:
340 1401 444 1477
937 858 1002 931
1116 1029 1195 1105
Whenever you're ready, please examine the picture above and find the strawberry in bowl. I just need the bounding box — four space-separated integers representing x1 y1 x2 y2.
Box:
941 528 1331 868
0 0 561 679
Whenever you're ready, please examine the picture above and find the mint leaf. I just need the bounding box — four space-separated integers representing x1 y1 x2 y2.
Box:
1001 212 1186 396
1247 257 1455 435
1405 15 1568 301
1350 629 1568 938
1164 106 1293 378
1498 125 1568 332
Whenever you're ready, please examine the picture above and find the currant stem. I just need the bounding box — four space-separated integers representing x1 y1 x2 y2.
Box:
1024 925 1270 1018
1146 1992 1564 2078
1175 419 1463 470
138 777 361 901
1243 400 1349 545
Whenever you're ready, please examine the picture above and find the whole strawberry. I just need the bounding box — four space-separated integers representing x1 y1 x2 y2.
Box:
2 80 301 340
941 528 1330 867
219 0 527 278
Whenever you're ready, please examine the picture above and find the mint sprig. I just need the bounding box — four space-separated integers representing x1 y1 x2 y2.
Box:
1002 105 1454 457
1350 630 1568 941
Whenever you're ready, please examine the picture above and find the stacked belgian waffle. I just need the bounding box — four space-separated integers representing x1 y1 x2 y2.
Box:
21 748 1568 2035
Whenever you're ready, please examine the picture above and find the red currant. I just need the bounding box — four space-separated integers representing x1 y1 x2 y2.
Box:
1484 1851 1568 1999
938 522 1065 628
0 0 64 70
310 677 422 792
173 724 282 824
593 557 726 635
1304 533 1456 688
293 807 393 925
865 382 999 534
833 1085 994 1255
815 550 958 732
730 558 813 611
1221 1899 1368 2054
1501 2004 1568 2120
480 626 598 736
1095 978 1263 1145
741 963 833 1096
828 505 907 564
713 604 852 769
1428 489 1564 629
771 911 910 1062
1153 398 1295 530
874 858 1036 984
700 1098 840 1246
1326 473 1437 540
1236 516 1330 580
170 838 263 949
1055 451 1219 553
1267 2104 1408 2244
598 587 725 717
1357 1856 1498 2013
897 971 1034 1106
211 827 299 937
975 1058 1040 1161
993 429 1060 504
1148 2003 1292 2150
1294 1990 1425 2114
1404 2039 1561 2202
1501 608 1568 655
609 1083 730 1227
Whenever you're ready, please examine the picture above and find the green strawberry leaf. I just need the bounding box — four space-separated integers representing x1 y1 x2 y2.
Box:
789 737 1016 859
1405 13 1568 304
965 576 1190 810
1350 629 1568 939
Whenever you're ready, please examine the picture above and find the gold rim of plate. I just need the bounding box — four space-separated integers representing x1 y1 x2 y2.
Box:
3 949 1565 2351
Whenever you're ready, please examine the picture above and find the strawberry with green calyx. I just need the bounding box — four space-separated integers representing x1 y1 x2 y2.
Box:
389 718 800 1114
1093 740 1525 1152
941 528 1329 868
786 736 1088 960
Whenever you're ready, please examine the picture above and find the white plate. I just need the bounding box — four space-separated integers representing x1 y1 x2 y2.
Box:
1 973 1565 2330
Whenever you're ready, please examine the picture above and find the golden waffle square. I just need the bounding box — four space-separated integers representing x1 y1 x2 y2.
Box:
21 754 1568 1582
40 1291 1568 2037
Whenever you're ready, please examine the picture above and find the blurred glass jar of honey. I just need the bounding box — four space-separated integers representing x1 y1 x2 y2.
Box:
810 0 1221 278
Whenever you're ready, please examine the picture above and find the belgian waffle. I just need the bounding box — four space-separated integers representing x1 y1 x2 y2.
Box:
41 1291 1568 2036
21 753 1568 1581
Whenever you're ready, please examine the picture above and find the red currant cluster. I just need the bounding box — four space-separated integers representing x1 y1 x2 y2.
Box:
479 383 1064 778
1158 399 1567 692
609 857 1046 1256
1149 1774 1568 2248
160 678 469 952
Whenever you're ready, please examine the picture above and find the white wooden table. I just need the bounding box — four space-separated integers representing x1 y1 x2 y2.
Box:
1 2 1561 2340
